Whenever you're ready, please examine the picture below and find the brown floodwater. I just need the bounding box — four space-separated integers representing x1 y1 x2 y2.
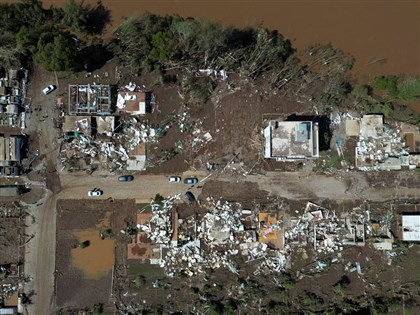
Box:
37 0 420 77
71 228 115 280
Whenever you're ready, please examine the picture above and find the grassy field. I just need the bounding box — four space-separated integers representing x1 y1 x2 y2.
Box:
128 261 165 280
136 203 153 213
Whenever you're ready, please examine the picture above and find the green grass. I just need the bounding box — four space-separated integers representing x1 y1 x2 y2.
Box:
137 203 153 213
128 261 165 280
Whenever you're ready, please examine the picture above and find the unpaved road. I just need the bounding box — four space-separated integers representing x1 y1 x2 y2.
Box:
25 166 420 315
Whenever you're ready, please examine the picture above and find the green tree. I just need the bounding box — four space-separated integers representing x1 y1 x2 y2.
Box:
16 26 31 48
62 0 89 33
35 33 77 71
373 75 399 96
398 77 420 101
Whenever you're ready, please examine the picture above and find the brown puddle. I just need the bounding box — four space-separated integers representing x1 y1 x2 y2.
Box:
71 212 115 280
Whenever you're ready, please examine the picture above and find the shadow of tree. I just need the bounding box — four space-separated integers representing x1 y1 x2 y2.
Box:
86 3 111 35
79 41 113 72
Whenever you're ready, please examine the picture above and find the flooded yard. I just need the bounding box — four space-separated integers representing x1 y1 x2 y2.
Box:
71 229 115 280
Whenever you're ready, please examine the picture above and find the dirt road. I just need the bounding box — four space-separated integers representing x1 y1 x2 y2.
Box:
24 68 61 315
59 171 420 203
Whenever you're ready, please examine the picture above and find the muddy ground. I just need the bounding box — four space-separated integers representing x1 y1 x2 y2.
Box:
55 199 136 312
0 218 21 265
0 202 24 266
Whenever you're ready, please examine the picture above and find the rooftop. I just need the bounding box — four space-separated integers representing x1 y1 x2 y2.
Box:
264 120 318 160
117 91 148 115
402 214 420 241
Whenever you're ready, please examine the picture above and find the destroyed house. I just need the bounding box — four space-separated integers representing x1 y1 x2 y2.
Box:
63 116 116 137
355 114 412 170
68 84 112 115
264 120 319 161
128 212 162 264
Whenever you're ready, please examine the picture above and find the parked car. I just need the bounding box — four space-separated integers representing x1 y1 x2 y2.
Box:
88 188 102 197
42 84 56 95
169 176 181 183
184 177 198 184
118 175 134 182
185 191 196 202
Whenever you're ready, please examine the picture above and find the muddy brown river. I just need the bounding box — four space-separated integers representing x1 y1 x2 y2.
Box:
39 0 420 77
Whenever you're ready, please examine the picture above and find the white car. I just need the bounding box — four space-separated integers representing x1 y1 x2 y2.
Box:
88 189 103 197
42 85 56 95
169 176 181 183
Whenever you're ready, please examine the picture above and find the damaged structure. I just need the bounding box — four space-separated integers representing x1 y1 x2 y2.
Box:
350 114 416 170
61 81 158 172
0 135 22 177
0 68 29 129
68 84 112 115
263 120 319 161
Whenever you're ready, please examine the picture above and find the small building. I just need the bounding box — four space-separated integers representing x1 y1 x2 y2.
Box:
402 213 420 241
264 120 319 161
0 307 18 315
0 135 22 177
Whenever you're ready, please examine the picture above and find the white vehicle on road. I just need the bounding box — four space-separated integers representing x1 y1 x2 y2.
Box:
169 176 181 183
88 188 103 197
42 85 56 95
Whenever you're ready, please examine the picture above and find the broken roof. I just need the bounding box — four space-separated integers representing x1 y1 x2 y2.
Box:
96 116 115 134
360 114 383 138
63 116 91 134
265 121 317 159
258 212 284 249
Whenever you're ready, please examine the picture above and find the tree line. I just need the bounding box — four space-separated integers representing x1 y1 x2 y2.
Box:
0 0 110 71
109 13 293 80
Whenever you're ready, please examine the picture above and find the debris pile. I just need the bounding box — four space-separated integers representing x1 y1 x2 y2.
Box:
286 202 367 255
141 195 180 244
0 68 29 128
191 120 213 150
352 114 415 170
60 116 157 172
